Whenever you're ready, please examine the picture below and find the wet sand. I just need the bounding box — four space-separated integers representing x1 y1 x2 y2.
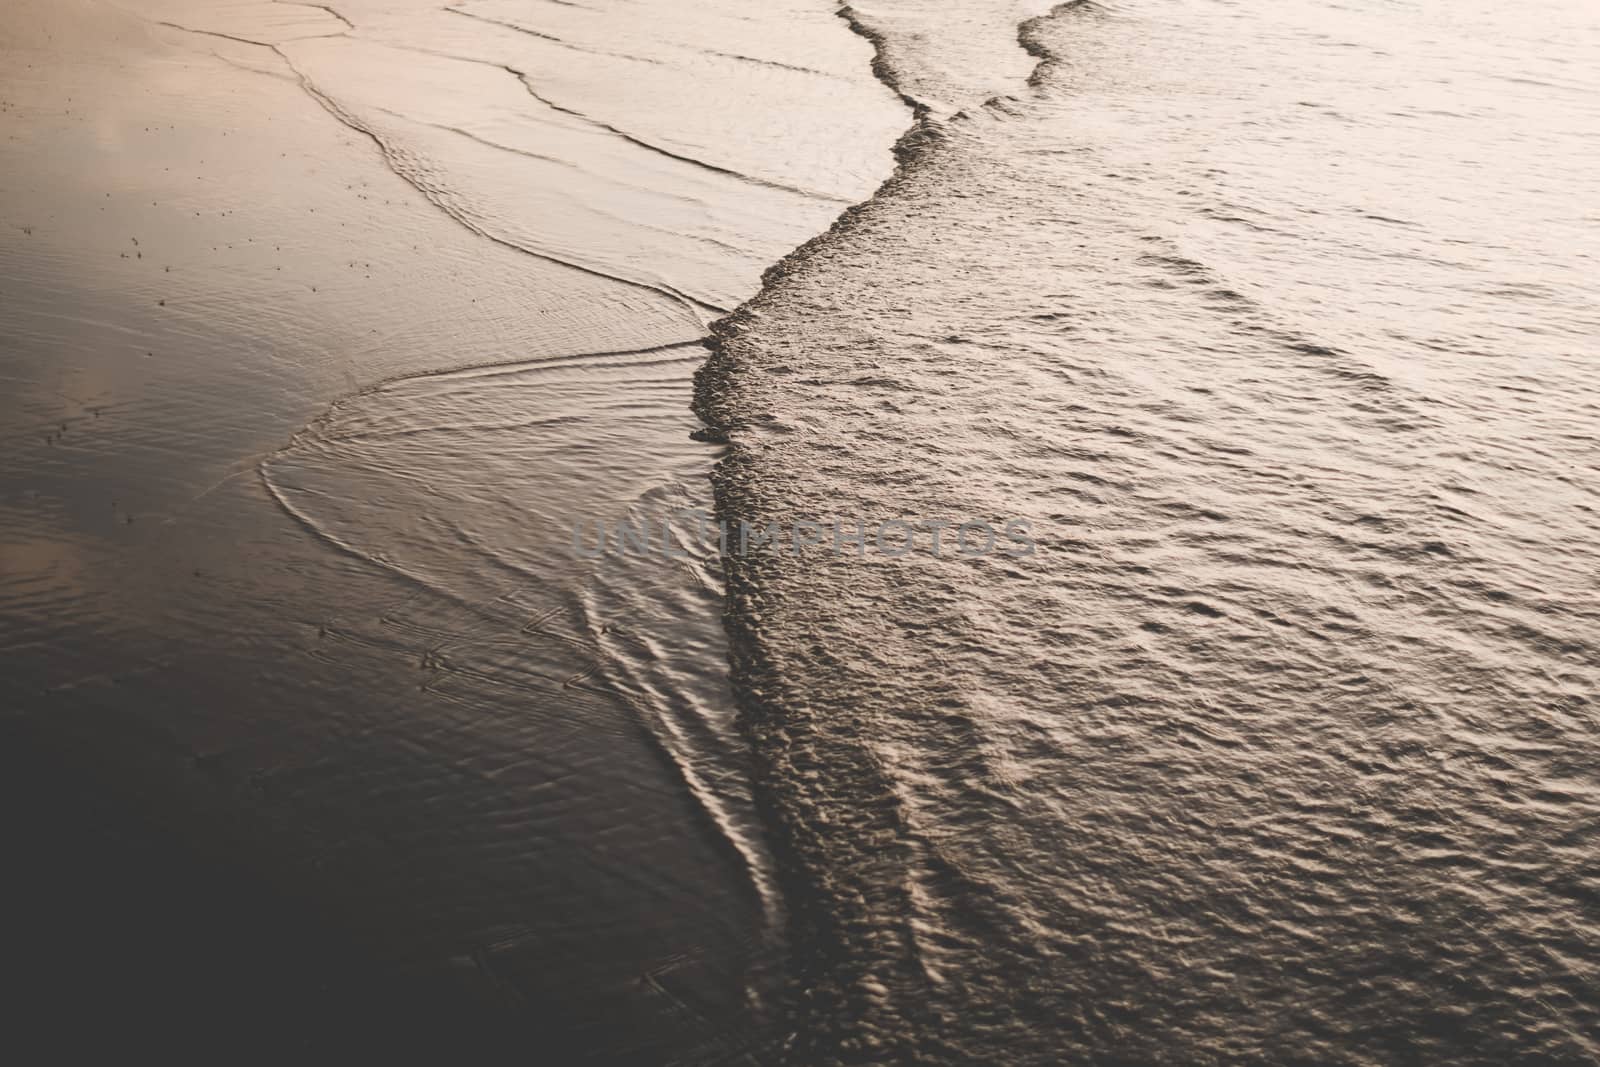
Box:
0 0 899 1059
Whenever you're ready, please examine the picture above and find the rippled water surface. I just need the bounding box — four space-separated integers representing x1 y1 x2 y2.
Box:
698 0 1600 1062
4 0 1598 1061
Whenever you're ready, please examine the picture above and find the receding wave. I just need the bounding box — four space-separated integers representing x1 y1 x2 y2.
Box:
262 342 785 965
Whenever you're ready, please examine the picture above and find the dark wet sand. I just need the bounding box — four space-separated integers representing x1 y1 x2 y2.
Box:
0 0 897 1058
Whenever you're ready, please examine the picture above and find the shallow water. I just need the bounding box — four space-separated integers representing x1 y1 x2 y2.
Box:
698 0 1600 1061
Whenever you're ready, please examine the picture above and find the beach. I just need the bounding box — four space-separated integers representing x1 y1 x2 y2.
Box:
5 0 1599 1063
